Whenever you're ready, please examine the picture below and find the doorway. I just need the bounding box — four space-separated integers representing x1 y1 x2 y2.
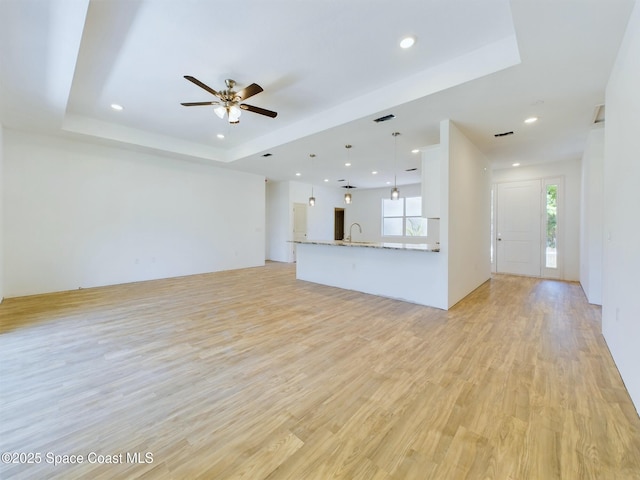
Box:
334 208 345 241
494 178 562 278
292 203 307 262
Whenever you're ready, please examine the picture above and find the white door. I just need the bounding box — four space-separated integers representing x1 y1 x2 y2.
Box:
496 180 541 276
292 203 307 262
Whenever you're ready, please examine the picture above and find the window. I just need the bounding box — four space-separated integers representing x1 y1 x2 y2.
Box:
545 183 558 269
382 196 427 237
542 176 562 279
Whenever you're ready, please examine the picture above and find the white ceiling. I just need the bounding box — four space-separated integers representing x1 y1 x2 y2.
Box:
0 0 635 189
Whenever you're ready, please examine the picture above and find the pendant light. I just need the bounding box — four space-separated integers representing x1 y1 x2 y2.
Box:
308 154 316 207
344 145 353 204
391 132 400 200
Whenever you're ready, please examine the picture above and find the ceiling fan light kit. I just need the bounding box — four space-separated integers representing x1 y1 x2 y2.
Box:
181 76 277 124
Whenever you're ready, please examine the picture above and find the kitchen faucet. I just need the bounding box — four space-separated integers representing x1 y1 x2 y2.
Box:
345 222 362 242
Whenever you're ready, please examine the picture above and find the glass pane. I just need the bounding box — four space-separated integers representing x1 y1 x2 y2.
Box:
406 217 427 236
382 198 404 217
405 196 422 217
383 217 403 236
490 187 494 264
546 184 557 268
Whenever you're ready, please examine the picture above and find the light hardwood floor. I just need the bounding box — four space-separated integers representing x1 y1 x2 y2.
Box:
1 262 639 479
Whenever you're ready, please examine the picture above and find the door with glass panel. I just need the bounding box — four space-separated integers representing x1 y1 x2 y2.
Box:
495 178 562 278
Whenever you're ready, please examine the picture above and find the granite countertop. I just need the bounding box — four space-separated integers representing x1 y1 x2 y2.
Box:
292 239 440 252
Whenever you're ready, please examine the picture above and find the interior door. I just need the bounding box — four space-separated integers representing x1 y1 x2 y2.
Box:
292 203 307 262
496 180 542 276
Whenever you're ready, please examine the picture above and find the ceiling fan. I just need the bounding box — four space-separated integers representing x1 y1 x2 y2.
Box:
181 76 277 124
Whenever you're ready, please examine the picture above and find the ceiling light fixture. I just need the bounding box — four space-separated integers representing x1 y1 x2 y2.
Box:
216 134 225 139
344 145 353 204
110 104 123 111
391 132 401 200
524 117 538 124
411 149 420 154
214 104 242 124
512 163 521 167
309 154 316 207
400 36 416 49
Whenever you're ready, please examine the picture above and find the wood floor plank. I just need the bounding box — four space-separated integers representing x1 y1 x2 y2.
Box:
1 263 639 479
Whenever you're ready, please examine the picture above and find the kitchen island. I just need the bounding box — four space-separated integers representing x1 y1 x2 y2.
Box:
292 240 447 309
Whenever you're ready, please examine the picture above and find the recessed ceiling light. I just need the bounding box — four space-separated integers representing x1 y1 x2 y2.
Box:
386 181 392 185
324 178 329 182
524 117 538 124
400 36 416 49
372 171 378 175
110 104 123 111
345 163 351 167
295 172 301 176
512 163 521 167
411 149 420 154
216 133 224 139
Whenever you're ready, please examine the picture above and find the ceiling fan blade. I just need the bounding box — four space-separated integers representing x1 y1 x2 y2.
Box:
181 101 217 106
240 103 278 118
235 83 263 101
184 75 220 97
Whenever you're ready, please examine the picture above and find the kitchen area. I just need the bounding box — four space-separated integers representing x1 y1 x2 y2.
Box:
272 119 491 310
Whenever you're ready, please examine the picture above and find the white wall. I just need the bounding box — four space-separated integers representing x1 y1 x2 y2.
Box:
602 2 640 414
491 158 582 281
580 127 604 304
4 130 265 297
0 125 4 302
266 180 289 262
445 120 491 307
291 181 343 242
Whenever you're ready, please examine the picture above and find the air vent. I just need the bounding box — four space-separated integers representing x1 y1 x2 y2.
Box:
373 114 395 123
342 185 357 189
405 167 418 172
494 131 514 137
592 104 605 124
262 153 273 157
